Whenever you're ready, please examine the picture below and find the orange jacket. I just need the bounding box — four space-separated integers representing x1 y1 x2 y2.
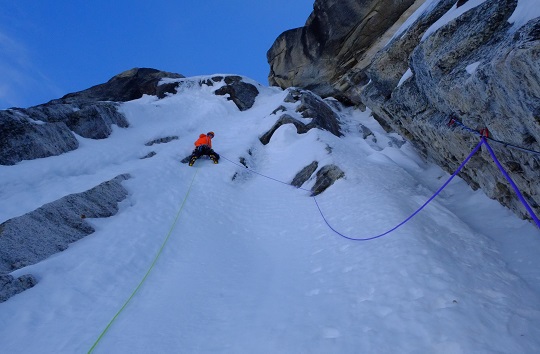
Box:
194 134 212 148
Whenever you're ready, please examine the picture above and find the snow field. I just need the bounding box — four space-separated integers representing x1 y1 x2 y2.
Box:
1 76 539 353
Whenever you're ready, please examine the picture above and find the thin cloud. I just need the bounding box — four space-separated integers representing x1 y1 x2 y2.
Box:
0 30 62 109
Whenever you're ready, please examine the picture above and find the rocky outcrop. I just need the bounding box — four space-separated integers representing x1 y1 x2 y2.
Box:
260 114 312 145
157 75 260 111
0 174 130 302
1 68 183 165
214 76 260 111
0 174 130 273
267 0 418 101
0 102 127 165
0 109 79 165
290 161 345 196
294 89 343 136
260 88 342 145
268 0 540 222
0 274 37 303
26 101 129 139
145 136 179 146
311 164 345 196
54 68 184 104
291 161 319 187
362 0 540 220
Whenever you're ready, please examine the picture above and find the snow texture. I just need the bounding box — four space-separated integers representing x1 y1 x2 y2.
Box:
0 75 539 353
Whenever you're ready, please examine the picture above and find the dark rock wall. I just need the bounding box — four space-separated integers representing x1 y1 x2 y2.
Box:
0 174 130 273
0 174 130 302
0 274 37 303
213 75 260 111
0 109 79 165
268 0 540 222
363 0 540 220
267 0 417 99
55 68 184 104
1 68 181 165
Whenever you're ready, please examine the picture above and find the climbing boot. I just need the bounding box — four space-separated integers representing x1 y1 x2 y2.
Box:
188 157 197 166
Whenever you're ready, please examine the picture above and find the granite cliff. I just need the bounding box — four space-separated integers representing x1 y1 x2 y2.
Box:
268 0 540 222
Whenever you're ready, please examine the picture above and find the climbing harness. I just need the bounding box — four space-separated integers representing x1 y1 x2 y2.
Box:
88 168 199 353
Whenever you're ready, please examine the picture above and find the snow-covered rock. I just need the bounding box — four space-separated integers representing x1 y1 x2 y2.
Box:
268 0 540 222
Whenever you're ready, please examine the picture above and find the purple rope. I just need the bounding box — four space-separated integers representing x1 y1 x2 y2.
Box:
313 139 485 241
223 139 485 241
481 137 540 228
223 135 540 238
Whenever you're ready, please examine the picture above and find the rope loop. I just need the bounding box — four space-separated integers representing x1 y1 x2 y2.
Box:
222 138 487 241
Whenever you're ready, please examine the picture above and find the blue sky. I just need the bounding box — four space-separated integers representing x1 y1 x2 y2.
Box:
0 1 313 109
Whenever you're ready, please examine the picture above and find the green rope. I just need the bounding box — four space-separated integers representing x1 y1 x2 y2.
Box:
88 168 199 353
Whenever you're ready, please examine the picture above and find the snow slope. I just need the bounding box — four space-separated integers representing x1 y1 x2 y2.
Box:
1 76 540 353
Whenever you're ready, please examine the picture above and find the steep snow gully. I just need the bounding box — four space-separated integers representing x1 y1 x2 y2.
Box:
1 76 540 353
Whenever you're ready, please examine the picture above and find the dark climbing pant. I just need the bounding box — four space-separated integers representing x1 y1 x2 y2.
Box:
190 145 220 161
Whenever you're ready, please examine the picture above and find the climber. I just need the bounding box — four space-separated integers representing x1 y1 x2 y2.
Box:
188 131 220 166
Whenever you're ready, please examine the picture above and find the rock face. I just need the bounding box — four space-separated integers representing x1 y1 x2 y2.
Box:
214 76 260 111
267 0 417 101
156 75 260 111
259 88 342 145
0 109 80 165
291 161 345 196
0 68 182 165
0 274 37 303
55 67 184 104
0 174 130 302
268 0 540 222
